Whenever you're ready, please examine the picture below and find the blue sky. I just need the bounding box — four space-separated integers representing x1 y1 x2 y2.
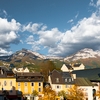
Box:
0 0 100 57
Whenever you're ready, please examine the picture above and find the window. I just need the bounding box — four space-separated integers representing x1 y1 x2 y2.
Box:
25 88 28 93
39 82 41 86
66 85 71 88
25 82 27 86
66 85 68 88
31 82 34 86
4 81 7 86
38 88 41 92
18 82 20 86
57 86 60 89
10 89 13 93
56 78 59 83
65 78 67 82
69 78 71 82
10 81 12 86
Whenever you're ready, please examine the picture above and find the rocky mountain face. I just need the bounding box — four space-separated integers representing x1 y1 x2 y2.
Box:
0 48 100 69
64 48 100 62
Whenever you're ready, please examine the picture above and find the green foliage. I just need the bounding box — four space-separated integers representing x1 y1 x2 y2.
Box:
39 61 57 82
58 90 67 98
43 85 56 100
66 85 85 100
31 90 39 96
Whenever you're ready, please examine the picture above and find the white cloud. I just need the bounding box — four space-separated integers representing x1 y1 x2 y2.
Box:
25 9 100 56
3 10 7 17
0 18 21 55
23 23 42 33
0 48 12 56
49 10 100 56
67 19 73 23
97 0 100 6
23 0 100 57
38 28 63 48
75 12 79 19
89 0 100 7
26 35 35 44
89 0 96 7
25 27 63 52
41 25 47 31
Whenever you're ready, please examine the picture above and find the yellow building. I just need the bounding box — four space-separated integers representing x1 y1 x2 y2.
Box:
0 67 16 91
0 66 44 100
16 72 44 98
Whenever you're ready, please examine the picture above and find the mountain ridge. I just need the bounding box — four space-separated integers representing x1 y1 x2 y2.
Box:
64 48 100 62
0 48 100 69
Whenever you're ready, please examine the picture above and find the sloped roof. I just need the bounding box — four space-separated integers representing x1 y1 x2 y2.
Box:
49 69 74 84
0 66 9 71
75 77 93 86
72 68 100 81
16 72 43 76
66 64 73 70
73 63 81 67
16 72 44 82
62 72 72 78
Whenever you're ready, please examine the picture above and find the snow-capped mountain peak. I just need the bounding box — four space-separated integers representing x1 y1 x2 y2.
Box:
64 48 100 61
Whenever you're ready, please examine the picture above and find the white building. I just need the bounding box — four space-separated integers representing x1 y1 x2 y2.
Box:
48 69 97 100
13 67 29 73
61 63 85 72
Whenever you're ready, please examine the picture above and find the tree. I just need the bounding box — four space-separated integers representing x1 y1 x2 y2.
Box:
42 85 56 100
66 85 85 100
58 90 67 99
31 90 39 100
96 90 100 100
40 61 56 82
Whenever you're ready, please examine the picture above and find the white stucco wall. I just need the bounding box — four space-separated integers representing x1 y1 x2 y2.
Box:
79 86 93 100
73 64 85 71
61 64 69 72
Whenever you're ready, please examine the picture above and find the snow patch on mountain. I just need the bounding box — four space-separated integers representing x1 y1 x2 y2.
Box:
28 50 47 59
64 48 100 61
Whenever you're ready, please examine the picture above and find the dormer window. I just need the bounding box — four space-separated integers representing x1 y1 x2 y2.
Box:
56 78 59 83
69 78 72 82
65 78 67 82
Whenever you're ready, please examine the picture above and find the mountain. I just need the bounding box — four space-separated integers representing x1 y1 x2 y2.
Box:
64 48 100 68
64 48 100 61
0 48 64 71
11 48 64 61
0 48 100 70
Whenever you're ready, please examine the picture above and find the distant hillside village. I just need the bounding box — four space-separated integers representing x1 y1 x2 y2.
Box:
0 63 100 100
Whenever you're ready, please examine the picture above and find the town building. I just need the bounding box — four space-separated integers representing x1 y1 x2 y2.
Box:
48 69 98 100
61 63 85 72
0 66 44 100
16 72 44 99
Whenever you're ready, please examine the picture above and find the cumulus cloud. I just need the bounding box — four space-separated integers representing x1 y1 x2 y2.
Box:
89 0 100 7
24 0 100 57
26 35 35 44
23 23 42 33
0 48 12 56
97 0 100 6
0 18 21 55
25 27 63 52
49 11 100 56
